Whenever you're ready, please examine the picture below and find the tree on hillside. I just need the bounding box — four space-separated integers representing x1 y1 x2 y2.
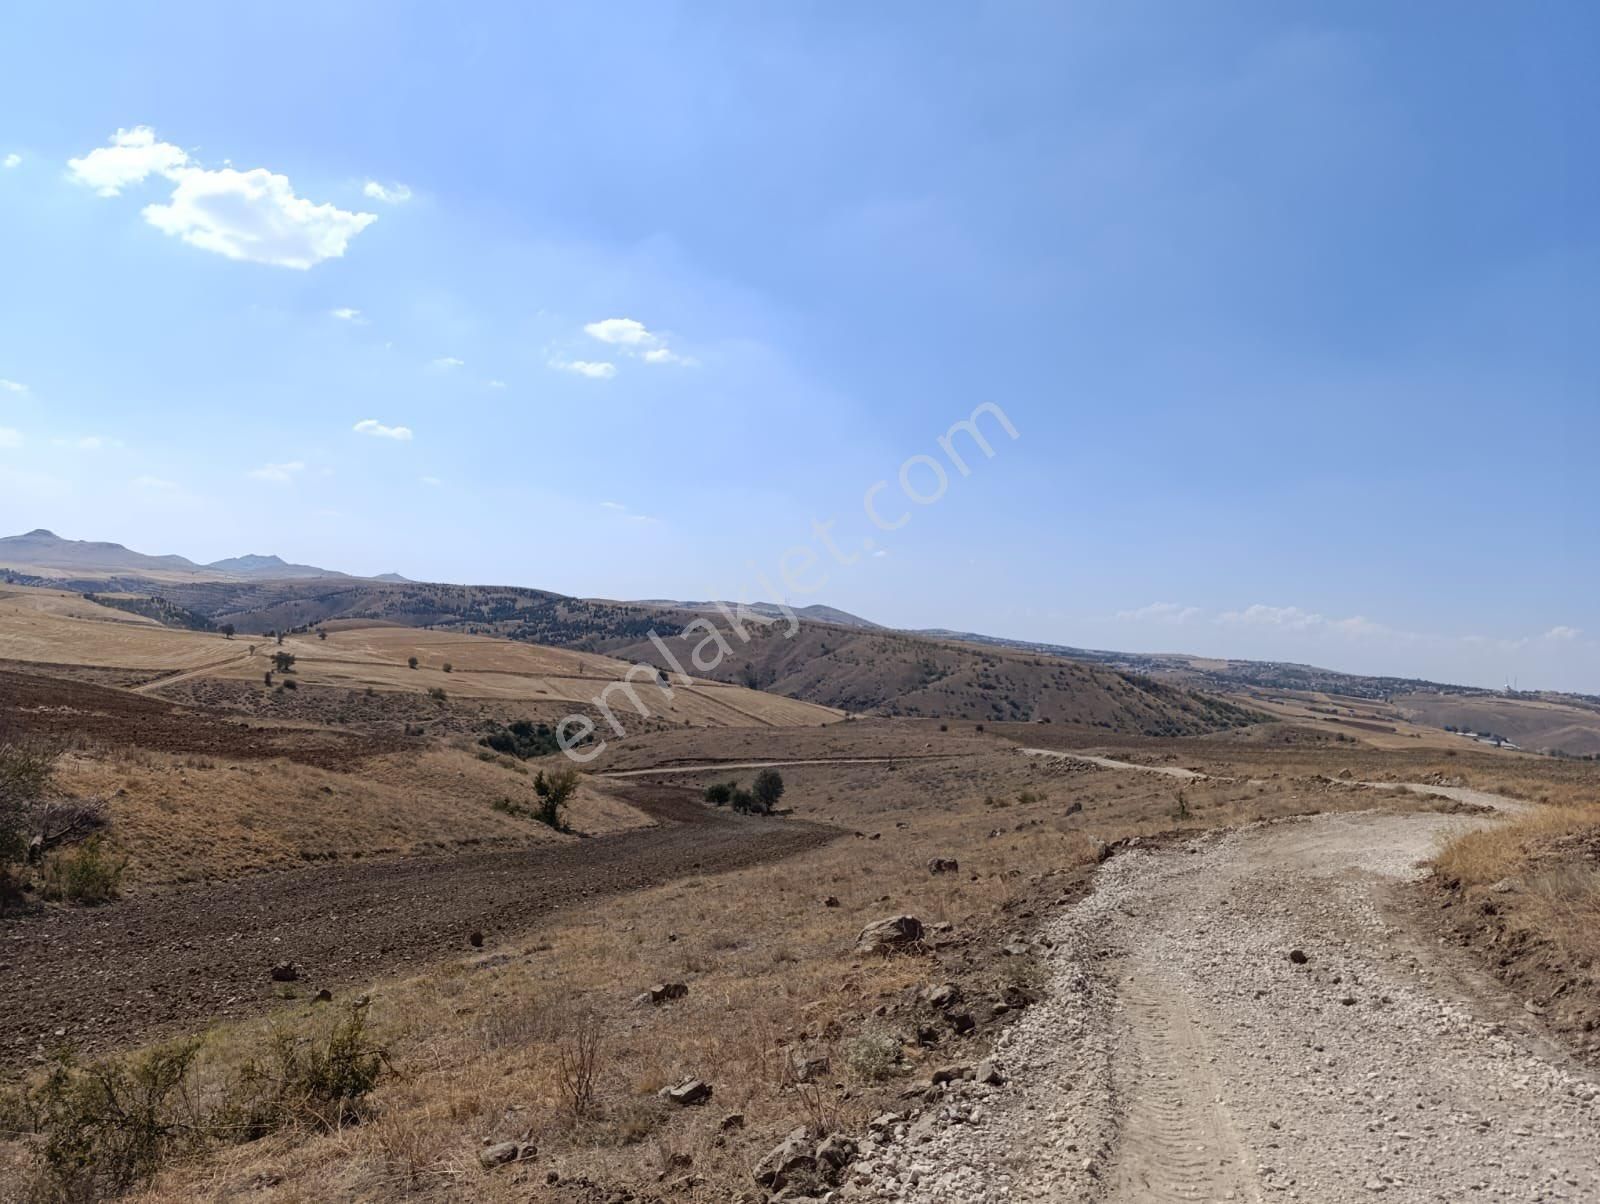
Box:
532 768 580 830
221 624 235 639
272 651 296 673
408 656 419 670
752 768 786 812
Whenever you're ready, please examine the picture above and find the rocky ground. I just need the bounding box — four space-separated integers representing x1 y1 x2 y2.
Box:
841 787 1600 1203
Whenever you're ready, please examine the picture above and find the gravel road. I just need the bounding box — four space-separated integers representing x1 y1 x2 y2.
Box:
844 788 1600 1202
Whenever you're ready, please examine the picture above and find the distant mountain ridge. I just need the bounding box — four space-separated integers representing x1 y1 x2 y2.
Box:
0 529 368 583
634 599 880 629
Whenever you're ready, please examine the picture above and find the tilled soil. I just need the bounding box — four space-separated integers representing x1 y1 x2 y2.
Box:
0 786 837 1062
845 789 1600 1203
1 667 412 768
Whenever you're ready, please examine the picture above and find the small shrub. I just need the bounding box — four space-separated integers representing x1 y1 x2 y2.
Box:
407 656 419 670
703 782 733 806
427 687 447 701
843 1030 901 1082
22 1039 206 1198
40 836 126 905
442 662 452 674
556 1012 603 1119
272 651 295 673
221 1003 391 1137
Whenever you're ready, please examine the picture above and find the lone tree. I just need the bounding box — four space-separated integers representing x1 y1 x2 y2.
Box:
272 651 296 673
408 656 419 670
532 768 580 830
752 768 786 813
317 628 328 641
220 623 235 639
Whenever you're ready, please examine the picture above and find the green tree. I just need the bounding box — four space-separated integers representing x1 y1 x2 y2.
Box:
532 768 580 830
752 768 785 813
272 651 296 673
703 782 733 806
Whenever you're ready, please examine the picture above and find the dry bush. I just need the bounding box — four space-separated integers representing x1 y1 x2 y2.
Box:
556 1012 603 1120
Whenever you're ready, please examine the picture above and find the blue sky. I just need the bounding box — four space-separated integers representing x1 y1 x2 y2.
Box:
1 2 1595 691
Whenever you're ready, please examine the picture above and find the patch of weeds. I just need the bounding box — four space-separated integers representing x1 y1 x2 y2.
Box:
40 836 127 905
843 1030 902 1082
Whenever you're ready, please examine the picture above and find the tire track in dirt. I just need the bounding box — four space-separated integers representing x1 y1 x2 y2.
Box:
0 786 839 1062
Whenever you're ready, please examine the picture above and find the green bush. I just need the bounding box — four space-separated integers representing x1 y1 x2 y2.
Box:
221 1004 391 1138
843 1030 901 1082
752 768 785 811
703 782 733 806
21 1039 206 1199
532 768 579 830
40 835 126 905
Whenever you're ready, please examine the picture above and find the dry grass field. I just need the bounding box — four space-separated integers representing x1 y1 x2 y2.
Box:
3 583 1598 1204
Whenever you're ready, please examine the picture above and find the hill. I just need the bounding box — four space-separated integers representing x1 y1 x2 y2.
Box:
636 599 880 628
204 553 346 579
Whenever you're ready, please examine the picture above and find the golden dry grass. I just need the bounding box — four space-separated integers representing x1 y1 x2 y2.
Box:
53 745 650 888
46 753 1468 1204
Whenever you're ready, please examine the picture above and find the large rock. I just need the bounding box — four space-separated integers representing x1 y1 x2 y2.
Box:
927 857 959 875
856 915 924 955
790 1050 831 1083
659 1078 713 1106
754 1127 817 1189
642 982 688 1005
816 1133 858 1181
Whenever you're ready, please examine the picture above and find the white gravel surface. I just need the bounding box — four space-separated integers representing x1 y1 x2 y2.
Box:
841 792 1600 1203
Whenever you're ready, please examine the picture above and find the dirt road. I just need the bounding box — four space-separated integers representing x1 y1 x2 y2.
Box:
0 788 837 1061
846 786 1600 1202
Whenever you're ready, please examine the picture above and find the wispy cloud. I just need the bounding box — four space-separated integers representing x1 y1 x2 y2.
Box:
247 459 306 483
131 474 179 491
552 358 616 379
0 428 21 449
430 356 464 370
362 180 412 204
68 126 376 269
1545 625 1583 642
0 379 27 394
353 418 413 441
485 379 507 389
1116 601 1201 624
2 154 19 170
330 307 364 322
420 475 443 487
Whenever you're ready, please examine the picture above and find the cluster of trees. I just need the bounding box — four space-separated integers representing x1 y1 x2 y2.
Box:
704 768 785 814
479 720 565 760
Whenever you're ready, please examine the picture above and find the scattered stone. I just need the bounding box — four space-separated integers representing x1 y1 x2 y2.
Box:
976 1058 1005 1086
468 930 484 948
313 988 333 1003
641 982 689 1006
931 1065 973 1085
269 962 298 983
791 1050 831 1083
822 895 841 908
856 914 925 955
928 857 960 874
945 1011 976 1035
719 1112 745 1132
478 1141 534 1169
659 1078 713 1106
816 1133 859 1180
922 983 962 1010
754 1128 817 1189
1289 949 1309 965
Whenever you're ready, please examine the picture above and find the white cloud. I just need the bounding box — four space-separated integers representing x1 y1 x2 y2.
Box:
143 168 376 269
362 180 412 204
58 435 122 450
584 317 656 347
552 359 616 379
430 356 464 370
67 126 188 196
1116 601 1201 624
584 317 695 367
486 379 507 389
131 475 179 491
420 475 443 487
248 459 306 483
3 153 19 169
1544 625 1582 641
0 428 21 449
0 379 27 394
600 501 626 510
353 418 414 441
330 307 364 322
70 126 376 269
